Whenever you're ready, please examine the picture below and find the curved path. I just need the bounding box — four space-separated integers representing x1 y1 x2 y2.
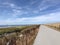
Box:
33 25 60 45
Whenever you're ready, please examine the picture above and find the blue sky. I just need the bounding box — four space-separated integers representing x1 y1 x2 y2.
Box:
0 0 60 25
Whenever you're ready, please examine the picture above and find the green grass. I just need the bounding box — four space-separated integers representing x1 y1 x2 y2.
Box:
0 25 38 35
0 26 28 35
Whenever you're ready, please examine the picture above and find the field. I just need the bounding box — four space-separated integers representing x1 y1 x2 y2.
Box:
0 25 40 45
0 25 35 35
45 23 60 31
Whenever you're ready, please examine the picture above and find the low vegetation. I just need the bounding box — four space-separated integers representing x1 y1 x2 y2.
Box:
0 26 28 35
0 25 40 45
0 25 39 35
45 23 60 31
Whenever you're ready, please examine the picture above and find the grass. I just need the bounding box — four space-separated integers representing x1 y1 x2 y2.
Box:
0 25 40 45
0 25 38 35
45 24 60 31
0 26 29 35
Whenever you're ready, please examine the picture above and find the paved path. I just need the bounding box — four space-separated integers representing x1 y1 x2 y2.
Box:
33 25 60 45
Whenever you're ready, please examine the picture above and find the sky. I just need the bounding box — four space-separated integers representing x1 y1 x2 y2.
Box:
0 0 60 25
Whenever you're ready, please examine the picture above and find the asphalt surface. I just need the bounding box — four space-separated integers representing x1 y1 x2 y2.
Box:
33 25 60 45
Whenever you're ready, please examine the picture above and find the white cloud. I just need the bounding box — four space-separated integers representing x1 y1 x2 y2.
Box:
30 0 37 5
0 18 27 25
24 12 28 14
12 9 29 17
0 12 60 25
9 3 15 8
12 9 22 17
0 2 24 17
39 0 60 11
33 10 39 13
39 6 48 11
2 2 15 7
2 2 22 10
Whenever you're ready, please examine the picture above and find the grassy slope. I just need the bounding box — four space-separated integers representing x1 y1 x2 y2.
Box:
0 26 28 35
0 25 37 35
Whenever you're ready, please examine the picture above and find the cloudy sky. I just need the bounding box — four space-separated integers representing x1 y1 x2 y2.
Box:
0 0 60 25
